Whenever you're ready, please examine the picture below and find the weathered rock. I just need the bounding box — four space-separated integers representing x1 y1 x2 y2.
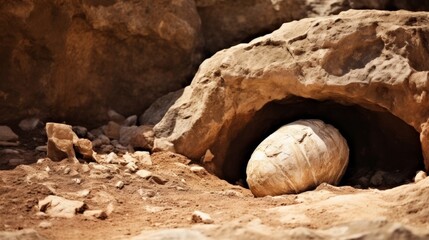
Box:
132 151 153 166
19 117 41 131
115 181 124 189
123 115 138 126
0 0 203 126
154 10 429 179
72 126 88 138
38 221 52 229
103 121 121 140
46 123 78 161
0 126 18 142
191 210 214 224
107 109 126 124
119 125 155 150
136 169 152 179
38 195 87 218
83 209 107 220
140 89 184 125
247 120 349 197
75 139 94 160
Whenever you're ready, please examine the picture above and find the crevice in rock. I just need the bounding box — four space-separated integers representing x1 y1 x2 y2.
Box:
222 97 424 189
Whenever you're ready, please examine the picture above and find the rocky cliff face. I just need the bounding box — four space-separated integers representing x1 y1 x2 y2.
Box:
0 0 203 126
154 10 429 181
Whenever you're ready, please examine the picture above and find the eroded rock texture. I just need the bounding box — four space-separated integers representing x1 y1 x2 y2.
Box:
154 10 429 179
0 0 202 126
196 0 429 55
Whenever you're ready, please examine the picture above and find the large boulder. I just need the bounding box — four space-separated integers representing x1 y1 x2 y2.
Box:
196 0 429 55
0 0 202 126
154 10 429 181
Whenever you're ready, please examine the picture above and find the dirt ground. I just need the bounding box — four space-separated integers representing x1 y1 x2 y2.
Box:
1 130 429 240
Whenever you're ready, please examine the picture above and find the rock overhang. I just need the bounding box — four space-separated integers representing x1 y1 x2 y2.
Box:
153 10 429 179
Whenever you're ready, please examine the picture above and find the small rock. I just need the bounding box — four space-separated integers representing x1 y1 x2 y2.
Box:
72 126 88 138
123 152 137 163
98 134 110 145
105 152 118 164
81 164 91 173
72 178 82 184
45 166 51 172
191 211 214 224
83 210 107 220
115 181 125 189
123 115 138 126
75 138 94 160
63 167 71 175
190 165 206 175
136 169 152 179
37 158 48 164
45 122 78 162
221 190 244 197
130 125 155 150
126 162 139 172
0 148 20 154
38 221 52 229
35 145 48 152
102 121 121 140
106 203 115 215
132 151 152 166
100 144 115 153
38 195 87 218
370 171 385 186
19 118 41 131
150 174 168 185
131 229 208 240
107 109 125 124
201 149 214 163
414 170 427 183
0 140 19 146
92 139 103 148
137 189 156 198
0 125 18 142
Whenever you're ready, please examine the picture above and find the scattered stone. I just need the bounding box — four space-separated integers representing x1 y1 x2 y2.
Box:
98 135 110 145
72 126 88 138
108 109 125 124
0 149 20 155
37 158 48 164
126 162 139 172
80 164 91 173
131 228 208 240
76 189 90 197
123 152 137 163
100 144 115 153
75 138 95 160
35 145 48 152
83 210 107 220
0 141 19 147
150 174 168 185
220 190 244 198
91 139 103 148
38 221 52 229
19 118 41 131
0 229 46 240
123 115 138 126
137 189 156 198
106 203 115 215
201 149 214 163
116 181 125 189
45 122 78 162
414 171 427 183
191 211 214 224
45 166 51 172
190 166 206 175
132 151 153 166
370 171 385 186
72 178 82 184
63 167 71 175
38 195 87 218
0 125 18 142
130 125 155 150
102 121 121 140
136 170 152 179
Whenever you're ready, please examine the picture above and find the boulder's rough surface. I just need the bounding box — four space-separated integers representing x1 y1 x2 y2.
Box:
38 195 87 218
0 0 202 126
196 0 429 55
46 123 78 161
247 120 349 197
154 10 429 178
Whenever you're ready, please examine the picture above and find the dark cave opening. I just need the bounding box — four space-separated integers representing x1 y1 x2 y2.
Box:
223 97 424 189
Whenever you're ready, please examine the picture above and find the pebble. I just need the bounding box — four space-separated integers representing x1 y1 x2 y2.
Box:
0 125 19 142
126 162 139 172
370 171 385 186
72 126 88 138
191 211 214 224
38 195 87 218
190 166 206 175
123 152 137 163
137 189 156 198
133 151 152 166
45 166 51 172
414 171 427 183
150 174 168 185
83 210 107 220
8 158 25 166
92 139 103 148
81 164 91 173
72 178 82 184
105 152 118 164
107 109 125 123
63 167 71 175
123 115 138 126
136 170 152 179
37 158 48 164
38 221 52 229
115 181 125 189
35 146 47 152
76 189 90 197
19 118 41 131
99 135 110 145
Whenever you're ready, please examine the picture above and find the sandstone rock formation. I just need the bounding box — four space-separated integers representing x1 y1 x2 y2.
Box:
154 10 429 182
0 0 202 126
246 120 349 196
196 0 429 55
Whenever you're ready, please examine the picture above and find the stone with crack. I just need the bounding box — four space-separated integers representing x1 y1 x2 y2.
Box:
38 195 87 218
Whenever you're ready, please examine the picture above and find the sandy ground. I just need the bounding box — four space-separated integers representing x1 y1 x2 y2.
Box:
0 137 429 239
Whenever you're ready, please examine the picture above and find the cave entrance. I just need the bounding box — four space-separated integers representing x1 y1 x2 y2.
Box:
223 97 424 189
